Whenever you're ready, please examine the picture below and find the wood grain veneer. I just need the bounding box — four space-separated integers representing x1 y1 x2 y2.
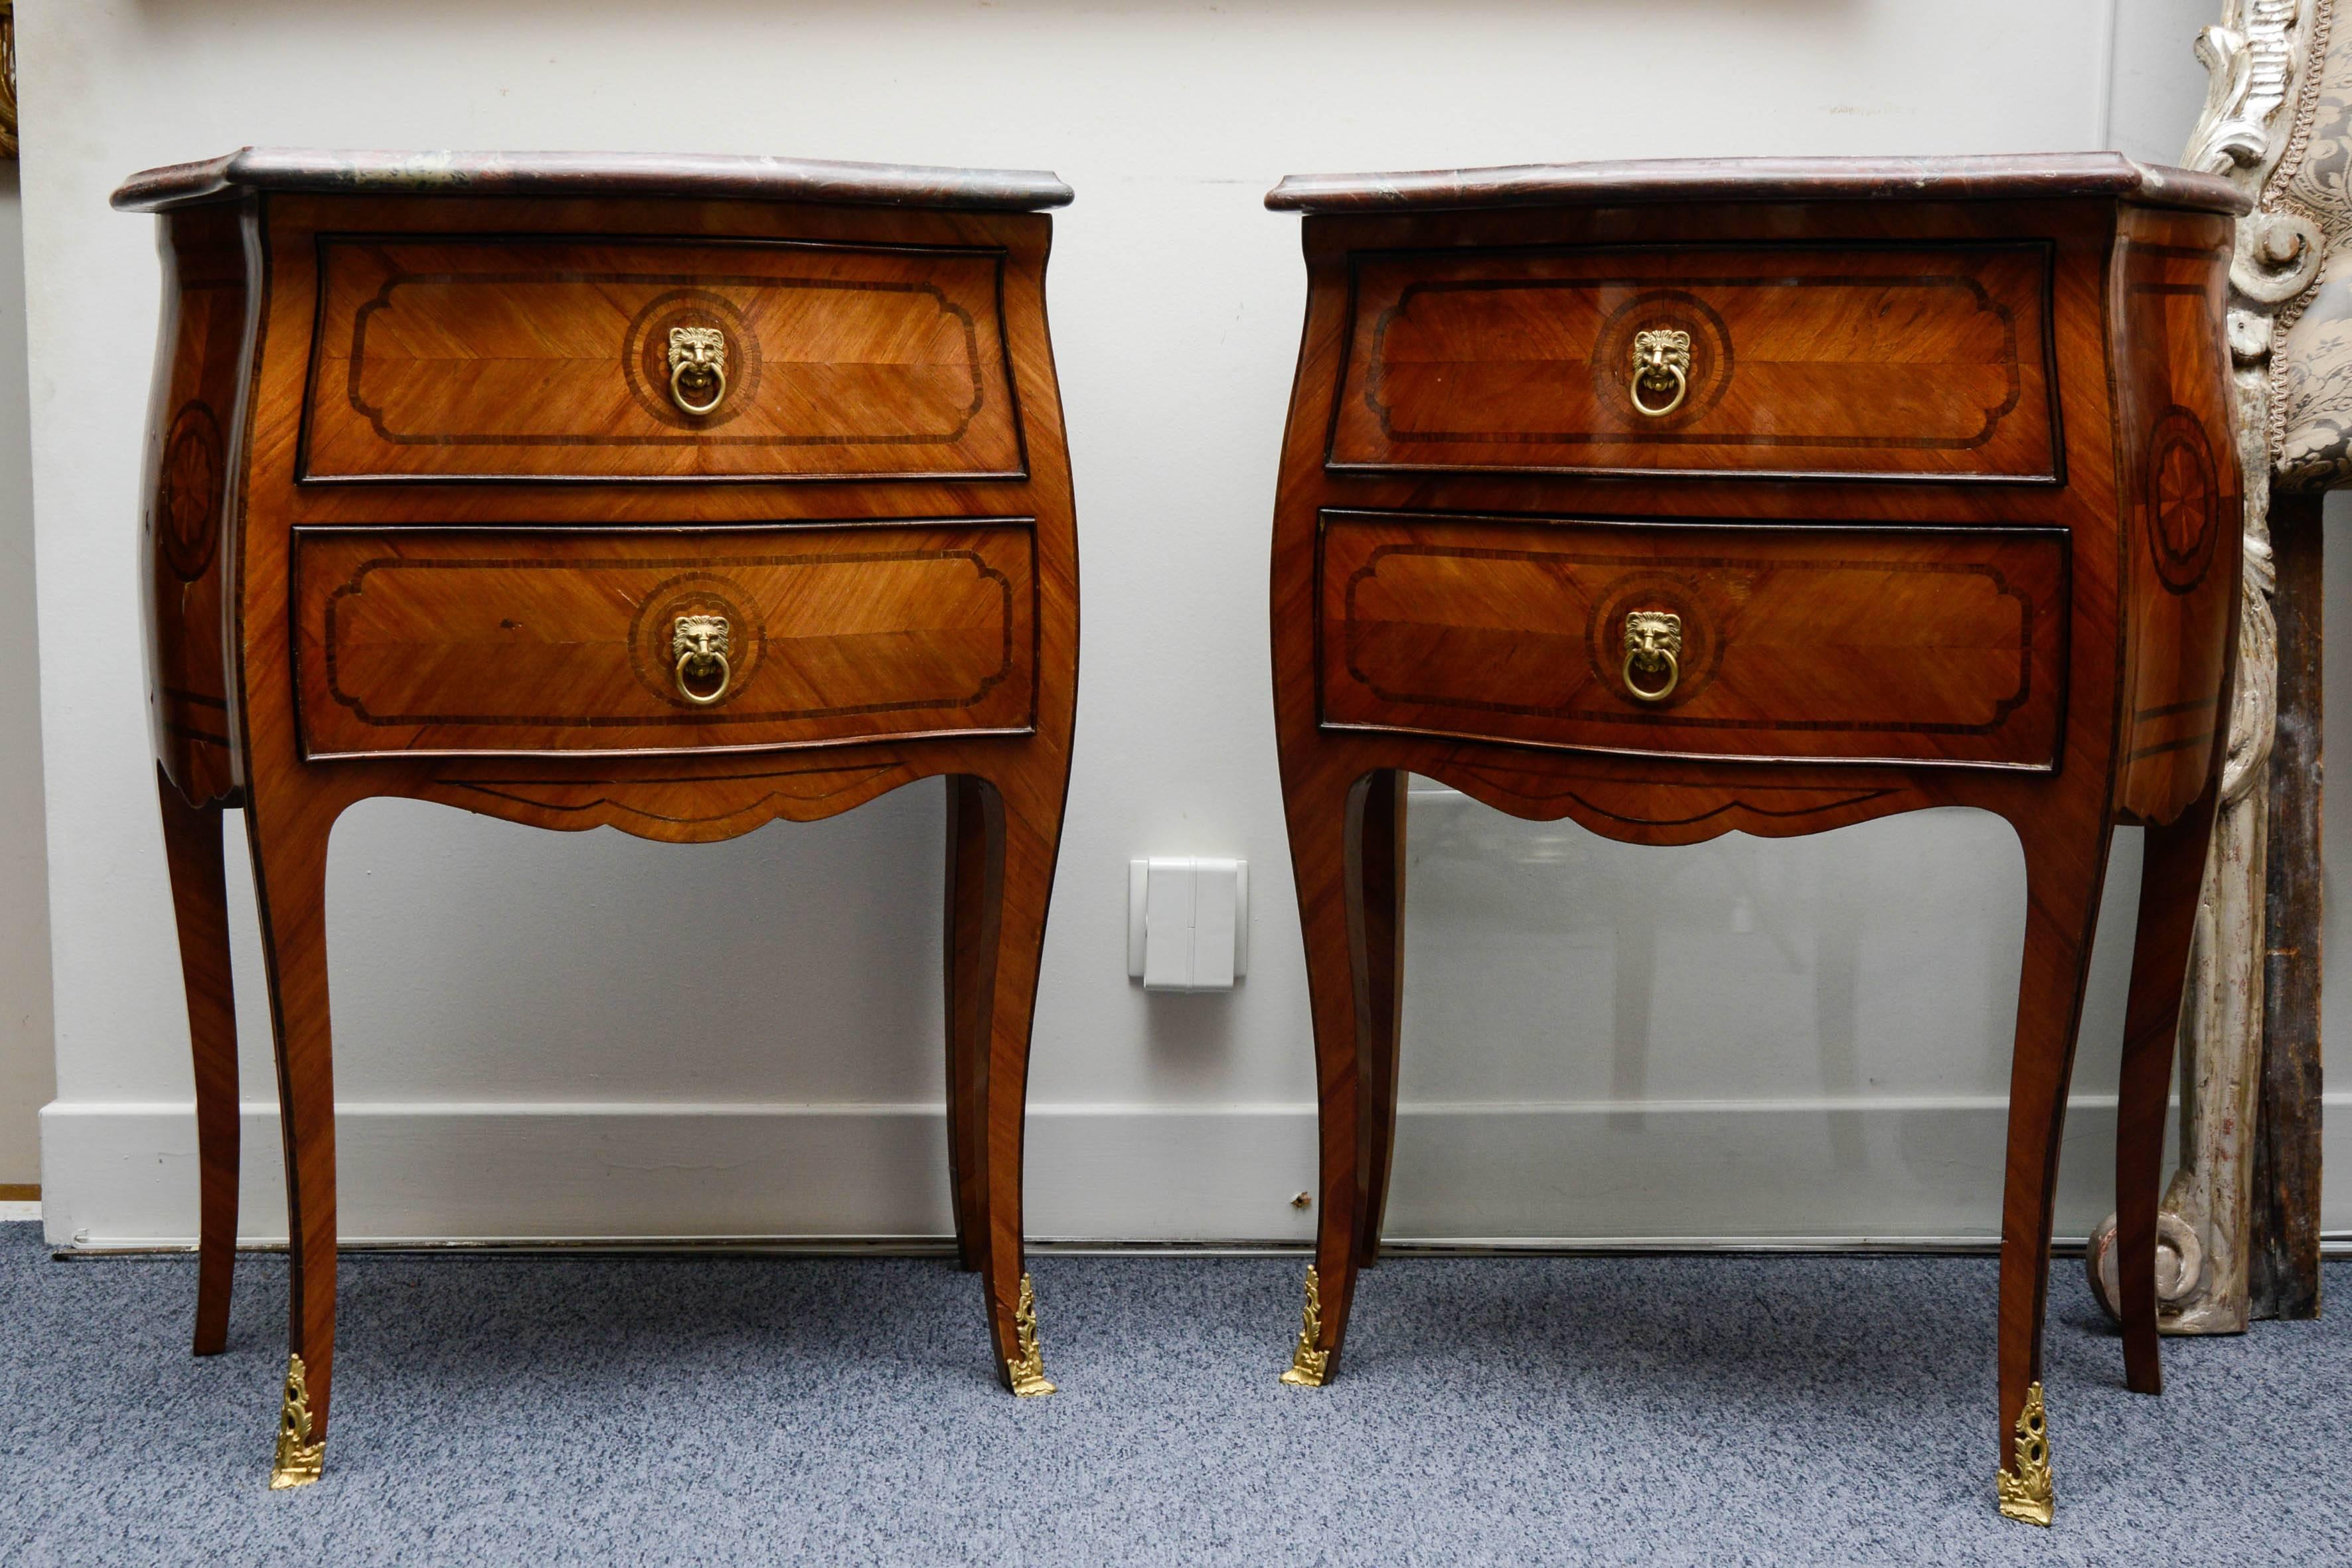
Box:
1265 156 2244 1526
121 149 1079 1479
301 236 1025 481
1317 512 2069 767
1328 243 2056 480
292 522 1037 757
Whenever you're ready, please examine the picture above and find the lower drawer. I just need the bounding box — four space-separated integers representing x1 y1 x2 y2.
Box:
293 521 1036 758
1317 510 2068 769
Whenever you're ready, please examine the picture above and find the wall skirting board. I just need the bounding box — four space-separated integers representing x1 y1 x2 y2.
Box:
40 1094 2350 1251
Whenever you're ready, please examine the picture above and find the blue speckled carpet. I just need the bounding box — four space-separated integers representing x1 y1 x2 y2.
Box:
0 1223 2342 1565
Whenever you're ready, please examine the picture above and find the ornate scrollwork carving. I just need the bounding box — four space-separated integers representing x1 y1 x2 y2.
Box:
2186 4 2303 177
2263 0 2352 485
2092 0 2324 1339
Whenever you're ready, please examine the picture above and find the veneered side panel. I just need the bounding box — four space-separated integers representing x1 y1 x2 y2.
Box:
143 202 249 803
2110 208 2240 824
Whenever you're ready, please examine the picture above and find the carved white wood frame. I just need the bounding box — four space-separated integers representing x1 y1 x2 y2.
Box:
2089 0 2336 1334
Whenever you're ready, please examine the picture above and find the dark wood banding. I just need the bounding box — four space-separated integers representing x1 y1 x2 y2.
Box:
114 148 1074 214
1267 153 2248 216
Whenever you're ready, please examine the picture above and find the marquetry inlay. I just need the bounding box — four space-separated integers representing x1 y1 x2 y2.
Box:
301 236 1026 481
1330 242 2053 480
157 400 223 582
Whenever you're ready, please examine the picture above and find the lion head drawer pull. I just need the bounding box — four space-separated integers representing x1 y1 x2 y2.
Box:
1628 328 1692 418
667 325 729 418
1621 611 1682 704
671 614 733 706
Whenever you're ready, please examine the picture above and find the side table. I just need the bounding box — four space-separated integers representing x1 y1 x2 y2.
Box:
1263 153 2247 1525
118 148 1079 1485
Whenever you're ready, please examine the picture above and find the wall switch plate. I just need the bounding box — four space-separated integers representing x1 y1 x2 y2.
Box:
1128 857 1248 991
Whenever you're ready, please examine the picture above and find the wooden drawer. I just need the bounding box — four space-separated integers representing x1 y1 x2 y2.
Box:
1327 244 2056 481
293 522 1036 758
299 236 1026 481
1317 510 2068 769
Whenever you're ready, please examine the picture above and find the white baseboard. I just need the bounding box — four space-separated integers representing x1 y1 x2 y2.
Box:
40 1095 2350 1251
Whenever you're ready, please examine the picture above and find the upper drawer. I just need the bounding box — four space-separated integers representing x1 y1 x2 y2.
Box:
293 520 1036 758
1326 243 2057 482
298 236 1027 483
1318 510 2068 769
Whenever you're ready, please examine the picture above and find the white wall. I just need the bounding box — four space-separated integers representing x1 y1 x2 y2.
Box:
0 162 52 1191
16 0 2343 1247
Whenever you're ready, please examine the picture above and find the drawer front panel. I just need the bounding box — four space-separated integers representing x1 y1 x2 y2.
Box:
301 238 1025 481
1318 511 2067 768
1328 244 2056 480
295 522 1036 757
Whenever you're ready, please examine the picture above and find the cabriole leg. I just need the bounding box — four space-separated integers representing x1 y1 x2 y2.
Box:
246 797 339 1488
969 775 1062 1396
943 775 999 1273
1993 819 2116 1526
157 767 240 1356
1353 770 1408 1267
2114 793 2223 1394
1279 767 1391 1386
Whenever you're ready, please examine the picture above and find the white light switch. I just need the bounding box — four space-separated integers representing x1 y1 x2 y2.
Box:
1128 857 1249 992
1140 857 1195 990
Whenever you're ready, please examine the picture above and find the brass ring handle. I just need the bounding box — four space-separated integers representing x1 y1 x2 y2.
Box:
674 648 731 706
669 358 728 418
1620 645 1679 703
670 613 733 706
1629 361 1688 419
1621 610 1683 704
1628 327 1694 420
666 325 729 418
